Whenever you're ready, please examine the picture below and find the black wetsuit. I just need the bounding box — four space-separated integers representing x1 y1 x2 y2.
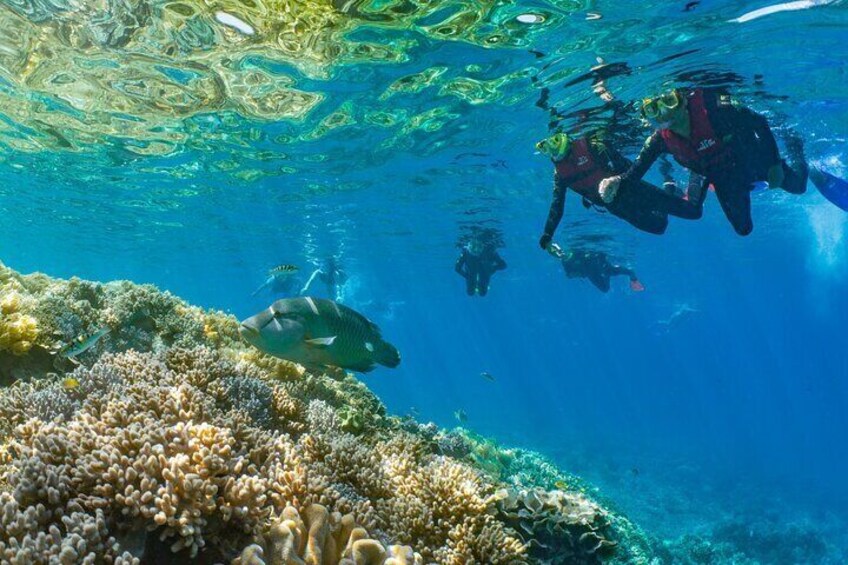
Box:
562 251 636 293
455 248 507 296
620 90 808 235
542 139 702 239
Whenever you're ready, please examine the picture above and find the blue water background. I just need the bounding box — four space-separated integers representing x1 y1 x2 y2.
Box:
1 0 847 543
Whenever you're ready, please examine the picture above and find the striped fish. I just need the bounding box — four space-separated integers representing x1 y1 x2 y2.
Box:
269 264 299 274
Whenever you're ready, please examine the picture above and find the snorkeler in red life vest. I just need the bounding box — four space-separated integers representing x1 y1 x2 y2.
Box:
536 132 702 251
598 88 809 236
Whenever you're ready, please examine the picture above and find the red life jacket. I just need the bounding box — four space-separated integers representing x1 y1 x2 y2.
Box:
660 89 734 178
554 138 612 200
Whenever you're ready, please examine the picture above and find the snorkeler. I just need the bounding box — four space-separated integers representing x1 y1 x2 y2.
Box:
536 132 702 250
599 88 809 236
549 243 643 293
300 257 348 301
455 240 507 297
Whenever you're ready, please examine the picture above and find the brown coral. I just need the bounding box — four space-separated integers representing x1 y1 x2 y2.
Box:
235 503 423 565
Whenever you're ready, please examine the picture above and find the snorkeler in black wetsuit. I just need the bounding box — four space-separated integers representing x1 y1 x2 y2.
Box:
536 132 702 249
556 246 644 293
599 87 809 236
455 242 507 297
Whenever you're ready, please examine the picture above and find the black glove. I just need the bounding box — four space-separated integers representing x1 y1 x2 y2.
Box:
539 233 552 250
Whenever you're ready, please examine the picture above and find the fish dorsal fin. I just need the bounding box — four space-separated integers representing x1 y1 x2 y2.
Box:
305 336 336 347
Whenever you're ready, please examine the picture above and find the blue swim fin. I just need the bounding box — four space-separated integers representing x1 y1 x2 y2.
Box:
810 168 848 212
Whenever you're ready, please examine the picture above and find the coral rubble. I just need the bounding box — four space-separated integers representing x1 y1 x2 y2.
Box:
0 262 651 564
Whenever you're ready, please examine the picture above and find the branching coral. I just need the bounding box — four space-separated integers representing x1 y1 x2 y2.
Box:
0 263 655 564
0 348 525 563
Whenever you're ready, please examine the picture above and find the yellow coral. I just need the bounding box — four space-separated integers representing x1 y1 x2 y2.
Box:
203 321 220 342
0 312 39 355
0 291 21 315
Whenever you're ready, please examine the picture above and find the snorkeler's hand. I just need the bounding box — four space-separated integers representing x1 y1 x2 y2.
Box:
767 163 785 189
539 233 552 250
599 176 622 203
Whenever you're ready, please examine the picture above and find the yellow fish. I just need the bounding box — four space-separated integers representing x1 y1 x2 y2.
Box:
554 480 568 490
62 377 80 390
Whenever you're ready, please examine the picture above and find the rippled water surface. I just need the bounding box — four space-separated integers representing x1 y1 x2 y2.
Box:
2 0 848 558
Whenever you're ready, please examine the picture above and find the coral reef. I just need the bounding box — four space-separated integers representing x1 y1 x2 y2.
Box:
657 515 846 565
0 262 654 563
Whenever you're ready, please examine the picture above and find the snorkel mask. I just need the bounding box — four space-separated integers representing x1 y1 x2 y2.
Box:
642 90 683 129
535 132 572 161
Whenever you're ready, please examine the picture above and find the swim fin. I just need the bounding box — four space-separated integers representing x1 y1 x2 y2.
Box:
630 279 645 292
810 168 848 212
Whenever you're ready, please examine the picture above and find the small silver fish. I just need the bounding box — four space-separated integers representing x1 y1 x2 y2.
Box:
480 371 495 382
454 409 468 424
60 327 109 359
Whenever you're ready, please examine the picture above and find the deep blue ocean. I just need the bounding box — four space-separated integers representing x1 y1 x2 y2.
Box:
1 0 847 558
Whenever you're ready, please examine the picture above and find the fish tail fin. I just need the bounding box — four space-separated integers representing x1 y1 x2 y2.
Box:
374 340 401 368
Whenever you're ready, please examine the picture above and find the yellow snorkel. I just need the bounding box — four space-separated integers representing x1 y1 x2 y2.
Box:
535 133 572 161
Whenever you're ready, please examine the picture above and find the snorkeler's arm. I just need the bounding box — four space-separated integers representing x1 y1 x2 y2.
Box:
542 176 567 241
492 254 507 271
454 253 467 276
299 269 322 295
251 279 270 297
619 132 665 183
600 142 632 173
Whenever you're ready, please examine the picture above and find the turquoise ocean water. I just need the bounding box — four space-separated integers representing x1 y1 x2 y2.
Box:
1 0 847 561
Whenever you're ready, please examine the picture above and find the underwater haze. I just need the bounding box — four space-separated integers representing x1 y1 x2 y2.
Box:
1 0 848 561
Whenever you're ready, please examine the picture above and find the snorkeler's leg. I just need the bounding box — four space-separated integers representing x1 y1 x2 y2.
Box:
607 264 636 280
477 272 492 297
587 272 611 293
633 180 703 220
610 264 644 291
465 274 475 295
608 198 670 235
714 182 754 236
